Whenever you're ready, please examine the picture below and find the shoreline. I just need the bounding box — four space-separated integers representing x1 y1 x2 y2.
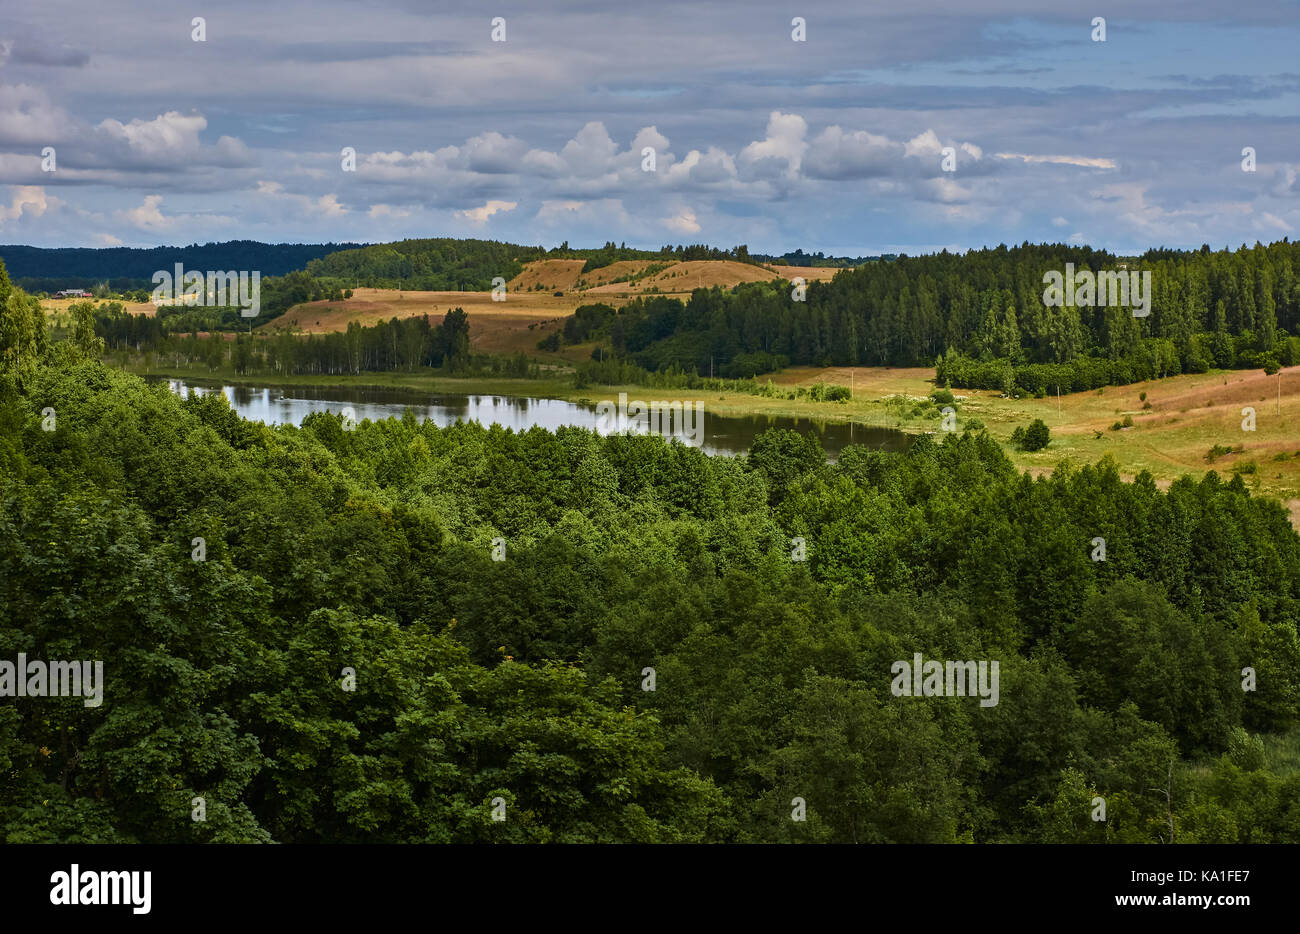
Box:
117 359 1300 525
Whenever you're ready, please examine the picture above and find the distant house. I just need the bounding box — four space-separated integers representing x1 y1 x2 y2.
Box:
55 289 93 299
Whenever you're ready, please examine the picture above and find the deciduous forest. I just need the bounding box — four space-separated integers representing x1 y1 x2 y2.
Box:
3 258 1298 843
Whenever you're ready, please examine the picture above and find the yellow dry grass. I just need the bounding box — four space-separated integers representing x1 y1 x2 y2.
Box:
583 260 781 296
767 265 845 281
40 296 159 317
256 287 588 355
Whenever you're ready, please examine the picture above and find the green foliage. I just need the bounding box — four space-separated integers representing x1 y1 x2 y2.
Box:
1016 418 1050 451
2 258 1298 842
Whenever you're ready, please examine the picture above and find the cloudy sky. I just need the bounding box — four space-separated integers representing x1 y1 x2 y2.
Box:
0 0 1297 255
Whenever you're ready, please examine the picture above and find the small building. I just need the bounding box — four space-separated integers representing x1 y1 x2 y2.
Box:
55 289 93 299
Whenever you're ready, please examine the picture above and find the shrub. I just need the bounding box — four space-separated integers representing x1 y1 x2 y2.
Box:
1019 418 1051 451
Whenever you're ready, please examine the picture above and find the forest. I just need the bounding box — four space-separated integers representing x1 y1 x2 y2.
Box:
3 256 1299 843
0 241 362 294
94 305 475 376
565 240 1300 390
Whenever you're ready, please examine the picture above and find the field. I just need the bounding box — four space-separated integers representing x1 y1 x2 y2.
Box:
505 258 840 297
40 296 159 318
256 287 586 357
763 364 1300 523
249 259 844 358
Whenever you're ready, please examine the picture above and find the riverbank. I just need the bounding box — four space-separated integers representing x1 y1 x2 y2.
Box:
119 358 1300 522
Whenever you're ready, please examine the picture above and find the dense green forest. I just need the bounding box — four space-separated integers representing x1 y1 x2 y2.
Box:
95 304 475 376
0 241 362 294
3 257 1300 842
564 240 1300 390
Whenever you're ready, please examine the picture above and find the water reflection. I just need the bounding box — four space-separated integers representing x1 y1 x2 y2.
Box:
154 378 911 459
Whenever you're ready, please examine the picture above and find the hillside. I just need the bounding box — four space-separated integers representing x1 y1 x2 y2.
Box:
257 287 584 356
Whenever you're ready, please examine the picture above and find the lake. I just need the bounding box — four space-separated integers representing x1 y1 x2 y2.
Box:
155 378 912 459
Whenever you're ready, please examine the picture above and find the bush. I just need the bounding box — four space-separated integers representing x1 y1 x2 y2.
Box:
930 387 955 405
1019 418 1051 451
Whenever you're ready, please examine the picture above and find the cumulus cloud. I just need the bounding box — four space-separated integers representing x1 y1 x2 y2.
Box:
663 207 701 234
94 111 253 168
0 185 47 223
0 83 69 144
804 127 899 180
120 194 168 228
457 199 517 224
738 111 808 181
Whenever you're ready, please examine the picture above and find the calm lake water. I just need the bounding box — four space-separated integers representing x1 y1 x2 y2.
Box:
155 378 912 459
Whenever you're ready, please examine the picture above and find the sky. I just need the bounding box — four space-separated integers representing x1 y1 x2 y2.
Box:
0 0 1297 255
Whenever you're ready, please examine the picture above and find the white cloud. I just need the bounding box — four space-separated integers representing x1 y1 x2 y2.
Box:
122 193 168 228
457 199 517 224
995 152 1117 169
738 111 808 179
663 207 701 234
904 129 944 158
804 126 898 180
0 185 47 223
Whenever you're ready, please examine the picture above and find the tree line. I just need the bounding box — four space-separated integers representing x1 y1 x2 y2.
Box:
93 303 475 376
560 240 1300 389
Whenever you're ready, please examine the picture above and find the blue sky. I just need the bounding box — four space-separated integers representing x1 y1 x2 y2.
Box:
0 0 1297 255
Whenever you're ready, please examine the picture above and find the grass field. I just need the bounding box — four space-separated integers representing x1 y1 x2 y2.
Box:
40 296 159 318
763 364 1300 524
256 287 586 357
